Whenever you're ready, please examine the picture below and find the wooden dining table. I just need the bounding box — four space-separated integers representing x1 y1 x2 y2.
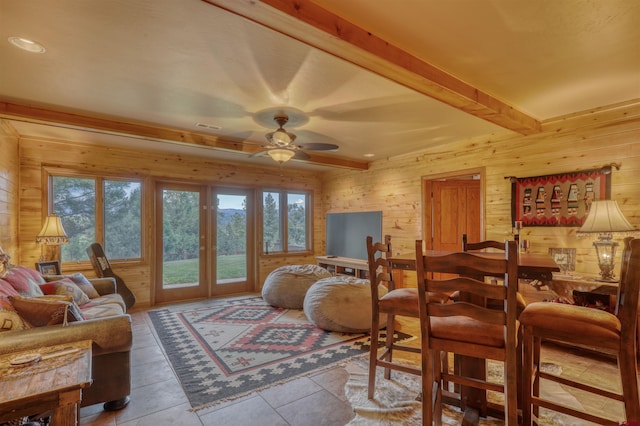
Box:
389 250 559 282
388 250 560 424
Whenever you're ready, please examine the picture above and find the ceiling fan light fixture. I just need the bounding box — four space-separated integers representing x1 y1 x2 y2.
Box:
266 128 296 146
272 129 291 145
268 148 295 163
265 114 297 147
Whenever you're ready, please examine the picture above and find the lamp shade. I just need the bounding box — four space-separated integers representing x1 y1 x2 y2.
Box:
36 214 69 244
577 200 634 234
267 148 295 163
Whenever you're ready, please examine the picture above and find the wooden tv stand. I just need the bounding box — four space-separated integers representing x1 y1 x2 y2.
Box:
316 256 368 278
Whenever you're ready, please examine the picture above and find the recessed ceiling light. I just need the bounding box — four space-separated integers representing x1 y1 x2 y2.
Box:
363 153 375 158
8 36 46 53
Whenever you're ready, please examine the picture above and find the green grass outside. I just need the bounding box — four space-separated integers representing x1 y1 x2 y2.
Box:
162 254 246 284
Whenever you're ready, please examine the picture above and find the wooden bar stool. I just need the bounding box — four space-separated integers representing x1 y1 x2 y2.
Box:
520 237 640 425
415 239 520 425
366 235 448 399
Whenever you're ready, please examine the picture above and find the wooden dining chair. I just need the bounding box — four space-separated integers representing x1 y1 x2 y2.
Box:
367 235 421 397
366 235 450 399
462 234 529 410
520 237 640 425
462 234 505 252
462 233 528 313
415 239 519 425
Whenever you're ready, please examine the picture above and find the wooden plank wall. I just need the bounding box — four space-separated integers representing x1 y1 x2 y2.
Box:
0 121 19 256
6 101 640 304
321 101 640 286
17 138 324 308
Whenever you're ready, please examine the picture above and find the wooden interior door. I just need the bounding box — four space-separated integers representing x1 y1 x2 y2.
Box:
430 179 481 251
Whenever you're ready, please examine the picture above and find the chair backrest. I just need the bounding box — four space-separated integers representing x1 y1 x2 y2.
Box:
415 239 519 350
462 234 508 281
616 237 640 345
366 235 394 300
462 233 505 252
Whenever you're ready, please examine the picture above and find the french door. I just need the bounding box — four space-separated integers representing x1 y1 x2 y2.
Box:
154 183 253 304
212 187 254 296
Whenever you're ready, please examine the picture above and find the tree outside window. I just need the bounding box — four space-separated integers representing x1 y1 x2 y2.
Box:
262 190 310 253
263 192 281 252
287 193 307 251
51 176 142 262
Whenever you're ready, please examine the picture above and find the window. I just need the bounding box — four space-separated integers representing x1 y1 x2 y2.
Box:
262 190 310 253
51 175 142 262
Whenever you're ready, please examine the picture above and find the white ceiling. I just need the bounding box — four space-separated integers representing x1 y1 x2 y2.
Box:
1 0 639 170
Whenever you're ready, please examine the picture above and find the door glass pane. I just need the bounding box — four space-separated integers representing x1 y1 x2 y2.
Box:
162 189 200 289
263 191 282 252
52 176 95 262
287 192 307 251
217 194 247 283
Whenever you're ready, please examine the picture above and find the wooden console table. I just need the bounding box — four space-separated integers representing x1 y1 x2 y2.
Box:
0 340 92 426
316 256 368 278
544 273 640 360
548 272 618 305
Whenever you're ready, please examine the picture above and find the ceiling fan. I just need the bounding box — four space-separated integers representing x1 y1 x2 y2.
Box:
251 113 339 164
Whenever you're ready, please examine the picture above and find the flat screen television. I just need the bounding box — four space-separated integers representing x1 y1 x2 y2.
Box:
326 211 382 260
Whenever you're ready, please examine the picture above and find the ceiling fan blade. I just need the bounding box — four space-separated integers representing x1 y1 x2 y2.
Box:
297 142 339 151
249 150 270 158
293 151 310 160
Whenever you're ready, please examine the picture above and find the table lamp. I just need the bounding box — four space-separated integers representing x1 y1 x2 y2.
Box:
577 200 634 282
36 214 69 262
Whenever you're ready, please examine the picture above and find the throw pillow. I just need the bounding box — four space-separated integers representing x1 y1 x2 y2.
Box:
42 278 91 306
44 273 100 299
38 294 74 303
2 266 45 297
9 296 84 327
39 281 57 295
0 296 29 332
0 278 20 298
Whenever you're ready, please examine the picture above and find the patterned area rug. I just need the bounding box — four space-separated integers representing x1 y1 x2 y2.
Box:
148 295 411 411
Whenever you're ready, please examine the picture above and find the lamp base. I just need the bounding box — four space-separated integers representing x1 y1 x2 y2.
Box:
593 239 618 286
41 244 61 263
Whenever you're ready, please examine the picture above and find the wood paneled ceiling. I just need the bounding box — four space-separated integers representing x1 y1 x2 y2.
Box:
1 0 638 170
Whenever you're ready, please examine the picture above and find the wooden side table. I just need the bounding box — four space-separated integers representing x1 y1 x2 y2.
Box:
0 340 92 426
548 273 618 306
546 274 640 358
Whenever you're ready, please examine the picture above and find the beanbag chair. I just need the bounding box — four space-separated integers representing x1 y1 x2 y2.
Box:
303 275 388 333
261 264 331 309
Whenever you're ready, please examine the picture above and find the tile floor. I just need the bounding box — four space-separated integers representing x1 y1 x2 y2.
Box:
79 295 632 425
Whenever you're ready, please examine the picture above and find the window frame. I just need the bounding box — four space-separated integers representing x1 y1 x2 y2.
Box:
260 189 312 255
45 168 145 265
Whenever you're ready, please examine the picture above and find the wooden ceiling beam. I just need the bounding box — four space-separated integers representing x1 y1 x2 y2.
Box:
203 0 541 135
0 101 369 170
